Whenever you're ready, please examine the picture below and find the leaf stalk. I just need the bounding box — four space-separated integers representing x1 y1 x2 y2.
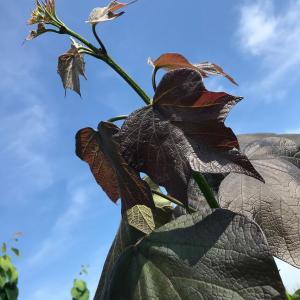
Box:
192 171 220 209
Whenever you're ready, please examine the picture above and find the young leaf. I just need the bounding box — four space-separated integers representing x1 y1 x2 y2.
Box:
219 137 300 268
11 248 20 257
149 53 238 86
57 44 87 96
143 176 172 208
25 23 46 41
76 122 154 213
103 209 285 299
119 68 263 207
27 0 57 25
126 205 155 234
86 0 137 25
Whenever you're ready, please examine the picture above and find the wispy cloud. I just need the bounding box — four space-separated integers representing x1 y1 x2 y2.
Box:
237 0 300 98
27 183 93 266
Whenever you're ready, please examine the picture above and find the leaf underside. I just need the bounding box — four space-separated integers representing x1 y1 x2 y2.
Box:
219 134 300 268
103 209 285 299
119 68 263 208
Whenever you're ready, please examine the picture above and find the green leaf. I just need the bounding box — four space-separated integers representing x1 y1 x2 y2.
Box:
94 218 145 299
144 176 172 208
1 243 7 255
74 279 87 292
103 209 285 299
126 205 155 234
4 284 18 300
10 248 20 257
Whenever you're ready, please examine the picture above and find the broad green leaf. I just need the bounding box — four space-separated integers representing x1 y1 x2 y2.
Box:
10 248 20 257
1 243 7 254
126 205 155 234
74 279 87 292
94 218 145 300
103 209 285 299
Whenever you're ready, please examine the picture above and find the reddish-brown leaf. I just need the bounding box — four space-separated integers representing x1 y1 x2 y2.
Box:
119 68 263 207
76 127 119 202
57 44 87 96
149 53 238 86
76 122 154 213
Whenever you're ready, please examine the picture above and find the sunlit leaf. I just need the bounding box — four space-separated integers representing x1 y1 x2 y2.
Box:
57 44 87 96
87 0 137 25
119 68 263 207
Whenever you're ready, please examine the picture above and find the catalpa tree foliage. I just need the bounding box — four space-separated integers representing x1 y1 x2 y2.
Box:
25 1 300 299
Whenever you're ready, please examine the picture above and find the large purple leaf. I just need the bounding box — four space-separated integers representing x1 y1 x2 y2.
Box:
119 68 263 207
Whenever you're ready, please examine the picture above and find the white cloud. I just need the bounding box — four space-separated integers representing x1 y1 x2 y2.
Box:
237 0 300 95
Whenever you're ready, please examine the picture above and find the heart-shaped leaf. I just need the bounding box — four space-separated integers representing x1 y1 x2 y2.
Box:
87 0 137 25
57 44 87 96
119 68 263 207
102 209 285 299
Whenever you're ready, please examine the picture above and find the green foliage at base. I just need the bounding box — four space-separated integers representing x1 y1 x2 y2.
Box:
0 255 18 300
71 279 89 300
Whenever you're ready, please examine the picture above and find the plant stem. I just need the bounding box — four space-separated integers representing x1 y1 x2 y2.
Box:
59 26 151 105
151 190 197 213
107 115 128 123
192 171 220 209
103 55 151 105
152 68 158 91
60 24 102 55
92 24 107 54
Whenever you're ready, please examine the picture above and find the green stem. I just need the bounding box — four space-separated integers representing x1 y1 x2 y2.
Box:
107 115 128 123
59 26 151 105
60 24 102 55
103 55 151 105
152 67 158 91
151 190 197 213
92 24 107 54
192 171 220 209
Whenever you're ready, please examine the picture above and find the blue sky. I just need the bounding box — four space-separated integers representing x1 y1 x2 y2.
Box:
1 0 300 299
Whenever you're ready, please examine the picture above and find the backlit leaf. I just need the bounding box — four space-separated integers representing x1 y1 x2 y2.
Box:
1 243 6 255
119 68 263 207
149 53 238 86
57 44 87 96
87 0 137 25
76 122 154 213
126 205 155 234
103 209 285 299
